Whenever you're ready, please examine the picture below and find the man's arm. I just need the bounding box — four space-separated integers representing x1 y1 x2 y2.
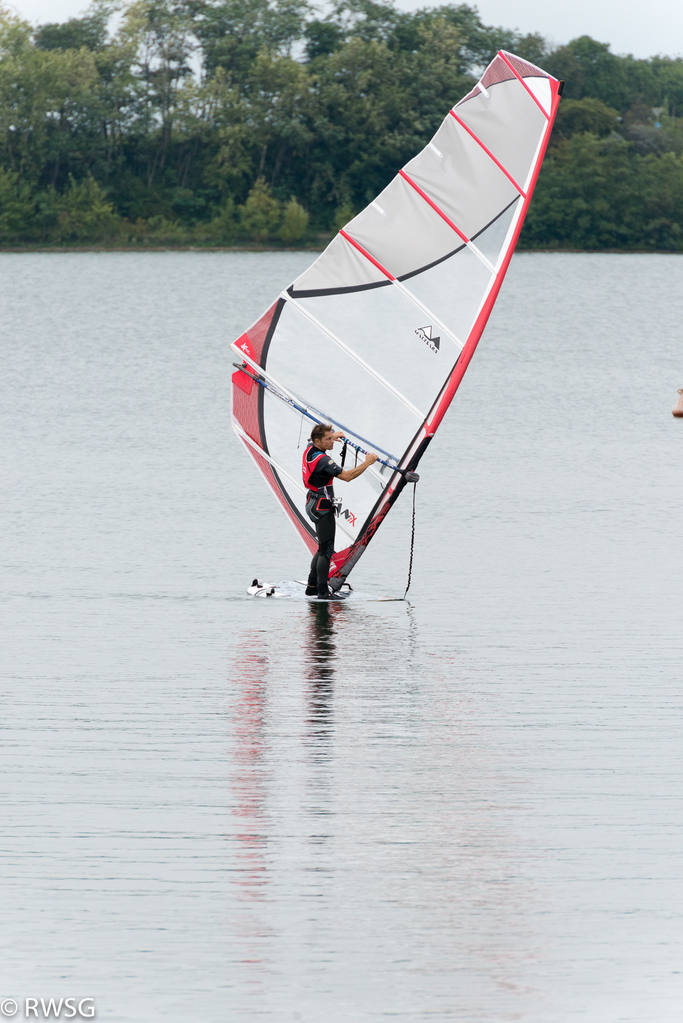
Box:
338 452 378 483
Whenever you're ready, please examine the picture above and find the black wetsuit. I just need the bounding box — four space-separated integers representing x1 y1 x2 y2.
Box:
304 446 342 597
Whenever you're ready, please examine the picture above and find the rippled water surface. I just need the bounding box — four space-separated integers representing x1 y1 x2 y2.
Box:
2 251 683 1022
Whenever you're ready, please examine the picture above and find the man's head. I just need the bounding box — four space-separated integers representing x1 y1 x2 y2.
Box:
311 423 335 450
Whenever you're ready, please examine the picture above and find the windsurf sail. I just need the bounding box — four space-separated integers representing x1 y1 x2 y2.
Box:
231 51 563 588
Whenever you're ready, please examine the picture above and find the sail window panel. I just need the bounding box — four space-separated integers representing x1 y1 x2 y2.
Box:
265 302 423 463
404 115 519 242
332 467 385 547
521 75 553 116
296 285 455 420
258 391 309 500
404 245 493 347
260 390 379 546
453 78 547 191
289 232 385 296
343 175 463 280
471 199 521 268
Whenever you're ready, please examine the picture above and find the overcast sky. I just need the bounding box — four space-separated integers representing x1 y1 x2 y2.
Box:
6 0 683 59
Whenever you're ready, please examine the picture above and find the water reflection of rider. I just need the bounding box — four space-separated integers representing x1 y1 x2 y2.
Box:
303 423 377 600
305 603 340 748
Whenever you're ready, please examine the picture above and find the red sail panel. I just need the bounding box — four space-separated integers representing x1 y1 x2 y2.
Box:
231 301 318 555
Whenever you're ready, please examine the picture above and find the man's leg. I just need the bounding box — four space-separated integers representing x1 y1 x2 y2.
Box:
311 512 335 597
306 550 319 591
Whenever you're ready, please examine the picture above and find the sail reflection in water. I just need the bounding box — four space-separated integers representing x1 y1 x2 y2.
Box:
229 633 270 902
224 605 546 1018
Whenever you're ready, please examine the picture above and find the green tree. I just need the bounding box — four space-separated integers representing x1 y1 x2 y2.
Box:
210 49 314 200
39 173 120 241
553 97 620 139
190 0 313 82
545 36 657 113
278 195 308 241
650 57 683 118
119 0 196 186
2 0 683 250
0 25 101 187
333 200 354 230
303 30 471 223
522 133 683 251
238 176 281 238
635 150 683 248
303 19 344 60
35 13 108 52
198 195 237 241
0 166 35 240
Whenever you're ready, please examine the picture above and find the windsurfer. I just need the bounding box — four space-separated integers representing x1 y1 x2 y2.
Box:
303 424 378 599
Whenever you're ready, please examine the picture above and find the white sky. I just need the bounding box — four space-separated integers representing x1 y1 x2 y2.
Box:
6 0 683 59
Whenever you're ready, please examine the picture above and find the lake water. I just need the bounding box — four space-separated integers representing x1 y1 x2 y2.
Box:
1 251 682 1023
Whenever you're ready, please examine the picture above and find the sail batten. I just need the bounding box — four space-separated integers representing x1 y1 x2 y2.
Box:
339 229 395 280
448 110 527 197
399 168 470 243
231 51 562 587
398 170 498 277
339 228 467 349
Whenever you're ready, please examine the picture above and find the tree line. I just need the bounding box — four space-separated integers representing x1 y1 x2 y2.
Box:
1 0 683 249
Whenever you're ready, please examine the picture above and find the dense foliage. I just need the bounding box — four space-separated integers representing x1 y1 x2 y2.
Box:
1 0 683 248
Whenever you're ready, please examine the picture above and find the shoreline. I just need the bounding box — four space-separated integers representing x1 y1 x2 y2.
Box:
0 242 329 254
0 244 682 255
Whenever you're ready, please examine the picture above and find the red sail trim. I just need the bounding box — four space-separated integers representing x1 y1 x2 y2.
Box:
232 368 254 396
231 300 283 446
232 333 257 394
398 170 470 244
498 50 550 120
479 54 519 90
426 78 562 438
329 546 351 576
237 302 280 365
339 229 396 281
232 371 262 445
449 110 527 197
501 52 551 81
463 54 547 102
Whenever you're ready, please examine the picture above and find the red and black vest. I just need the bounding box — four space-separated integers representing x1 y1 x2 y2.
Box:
302 443 332 494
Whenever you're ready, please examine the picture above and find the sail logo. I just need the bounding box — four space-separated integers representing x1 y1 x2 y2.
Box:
236 332 256 363
232 332 258 396
415 325 440 352
340 508 357 527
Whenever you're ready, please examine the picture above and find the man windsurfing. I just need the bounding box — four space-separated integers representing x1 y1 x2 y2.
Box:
303 424 378 599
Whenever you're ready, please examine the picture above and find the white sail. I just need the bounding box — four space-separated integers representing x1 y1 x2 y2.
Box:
231 51 563 586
